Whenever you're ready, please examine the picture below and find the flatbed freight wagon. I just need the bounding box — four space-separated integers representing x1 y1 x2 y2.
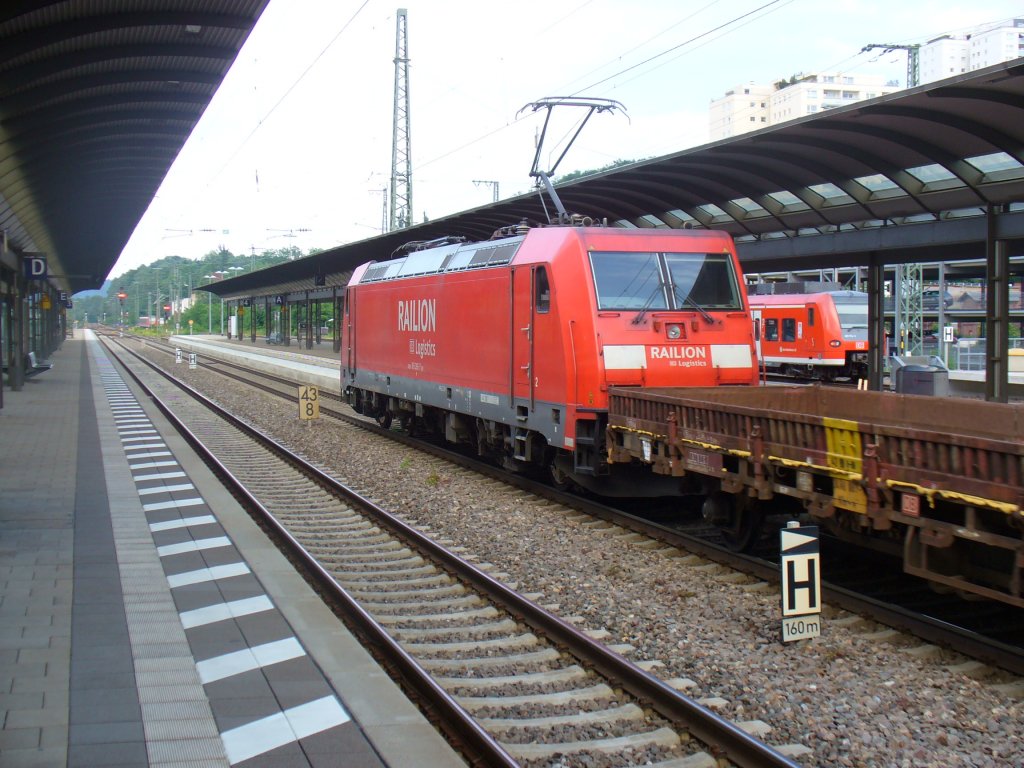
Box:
606 384 1024 607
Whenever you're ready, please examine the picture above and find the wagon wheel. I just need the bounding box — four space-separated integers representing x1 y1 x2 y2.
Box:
721 507 763 551
703 492 763 551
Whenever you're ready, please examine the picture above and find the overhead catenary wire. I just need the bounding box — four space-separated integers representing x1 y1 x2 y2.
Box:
208 1 372 186
415 0 794 173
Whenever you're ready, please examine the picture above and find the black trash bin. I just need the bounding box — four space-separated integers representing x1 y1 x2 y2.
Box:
894 364 949 396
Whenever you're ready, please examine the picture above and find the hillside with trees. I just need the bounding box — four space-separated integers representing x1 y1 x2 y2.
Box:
73 246 311 333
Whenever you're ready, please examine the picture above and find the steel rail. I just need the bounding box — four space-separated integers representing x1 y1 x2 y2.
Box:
107 335 803 768
130 333 1024 676
103 338 519 768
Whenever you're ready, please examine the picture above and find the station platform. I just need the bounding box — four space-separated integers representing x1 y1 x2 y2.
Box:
0 331 465 768
170 336 341 396
171 333 1024 401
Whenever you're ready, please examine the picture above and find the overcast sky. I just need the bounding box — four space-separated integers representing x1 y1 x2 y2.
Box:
108 0 1022 279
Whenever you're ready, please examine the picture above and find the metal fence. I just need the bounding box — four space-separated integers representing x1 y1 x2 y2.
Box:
942 337 1024 371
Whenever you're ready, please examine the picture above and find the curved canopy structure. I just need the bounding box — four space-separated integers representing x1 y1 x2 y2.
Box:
0 0 270 293
208 59 1024 299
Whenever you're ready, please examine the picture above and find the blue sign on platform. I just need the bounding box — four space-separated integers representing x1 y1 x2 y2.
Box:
24 256 47 279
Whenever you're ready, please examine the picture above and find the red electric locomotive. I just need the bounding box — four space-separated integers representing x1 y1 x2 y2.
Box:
748 289 869 381
341 225 758 496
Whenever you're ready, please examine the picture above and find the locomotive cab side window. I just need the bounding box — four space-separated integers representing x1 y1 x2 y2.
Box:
764 318 779 341
535 267 551 313
782 318 796 342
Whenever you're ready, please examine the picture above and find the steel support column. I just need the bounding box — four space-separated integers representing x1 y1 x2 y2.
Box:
10 273 26 389
315 297 323 346
867 257 886 391
305 292 312 350
42 291 54 357
333 288 342 354
985 204 1009 403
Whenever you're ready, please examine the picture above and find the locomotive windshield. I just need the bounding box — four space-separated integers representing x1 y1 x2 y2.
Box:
833 293 869 330
590 251 742 311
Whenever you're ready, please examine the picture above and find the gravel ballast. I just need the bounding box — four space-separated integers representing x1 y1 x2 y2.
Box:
141 344 1023 767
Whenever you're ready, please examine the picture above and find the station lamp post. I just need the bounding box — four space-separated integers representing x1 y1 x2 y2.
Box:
202 274 223 334
179 282 191 333
227 266 245 335
130 283 141 325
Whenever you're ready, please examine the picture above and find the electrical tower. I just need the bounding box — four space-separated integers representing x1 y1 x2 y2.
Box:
862 42 923 355
861 42 920 87
390 8 412 231
473 180 499 202
893 263 924 357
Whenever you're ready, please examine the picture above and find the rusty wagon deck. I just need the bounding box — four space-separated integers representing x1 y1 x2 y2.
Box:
606 385 1023 606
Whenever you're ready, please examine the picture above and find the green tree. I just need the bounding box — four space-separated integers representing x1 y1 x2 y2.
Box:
70 245 317 328
556 158 637 184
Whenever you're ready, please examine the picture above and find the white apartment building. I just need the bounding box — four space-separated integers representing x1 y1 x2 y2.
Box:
919 18 1023 84
707 82 774 142
709 73 898 141
920 35 969 83
710 19 1023 142
770 73 898 123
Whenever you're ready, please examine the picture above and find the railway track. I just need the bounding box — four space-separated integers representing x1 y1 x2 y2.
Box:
123 334 1024 677
101 335 803 767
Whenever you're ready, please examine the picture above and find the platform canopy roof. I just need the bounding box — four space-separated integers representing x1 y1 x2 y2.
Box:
2 7 1022 300
0 0 271 294
209 58 1024 300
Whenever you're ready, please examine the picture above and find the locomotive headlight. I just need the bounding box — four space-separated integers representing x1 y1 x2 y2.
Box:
667 324 682 340
829 340 842 347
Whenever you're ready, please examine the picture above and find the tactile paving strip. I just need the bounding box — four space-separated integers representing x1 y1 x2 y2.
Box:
90 341 382 767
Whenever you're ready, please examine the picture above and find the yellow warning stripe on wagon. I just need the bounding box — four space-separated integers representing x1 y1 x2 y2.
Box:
769 456 860 481
823 417 867 514
607 426 751 458
886 479 1021 517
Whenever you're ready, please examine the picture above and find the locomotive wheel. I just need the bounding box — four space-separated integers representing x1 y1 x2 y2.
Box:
375 412 393 429
549 463 574 492
703 492 762 551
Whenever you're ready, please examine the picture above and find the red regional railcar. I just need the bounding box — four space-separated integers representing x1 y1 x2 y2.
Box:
342 225 758 496
748 290 869 381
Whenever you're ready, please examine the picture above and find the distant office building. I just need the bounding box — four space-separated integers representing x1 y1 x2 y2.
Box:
920 17 1024 83
709 73 898 141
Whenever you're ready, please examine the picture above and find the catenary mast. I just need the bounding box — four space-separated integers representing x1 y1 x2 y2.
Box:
862 43 923 354
390 8 411 231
